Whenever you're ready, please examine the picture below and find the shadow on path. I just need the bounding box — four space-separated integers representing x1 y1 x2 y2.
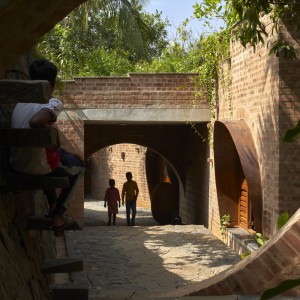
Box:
66 200 241 299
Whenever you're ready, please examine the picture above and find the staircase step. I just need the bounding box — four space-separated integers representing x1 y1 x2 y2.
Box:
42 257 83 274
49 283 89 300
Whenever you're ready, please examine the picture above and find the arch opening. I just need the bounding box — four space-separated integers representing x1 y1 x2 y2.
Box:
214 120 262 232
145 149 181 225
85 143 183 225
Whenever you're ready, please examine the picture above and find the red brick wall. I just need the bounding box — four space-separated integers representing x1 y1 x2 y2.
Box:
89 144 150 209
211 17 300 237
61 73 206 109
278 21 300 217
57 74 210 223
57 39 299 239
217 41 280 237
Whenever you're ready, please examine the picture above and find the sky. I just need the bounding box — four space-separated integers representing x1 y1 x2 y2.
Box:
145 0 223 40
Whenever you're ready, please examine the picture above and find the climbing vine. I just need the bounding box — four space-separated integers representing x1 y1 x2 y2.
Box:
192 0 300 142
190 30 232 146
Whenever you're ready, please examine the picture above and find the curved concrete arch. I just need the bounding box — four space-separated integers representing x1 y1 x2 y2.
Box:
0 0 86 76
161 208 300 297
214 120 262 232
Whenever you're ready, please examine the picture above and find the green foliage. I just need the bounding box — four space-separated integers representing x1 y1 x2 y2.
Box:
260 278 300 300
193 0 300 57
253 232 269 247
240 232 268 260
195 32 230 115
220 214 231 235
36 0 170 78
283 121 300 143
78 49 136 76
241 251 251 259
241 212 290 260
277 212 289 230
135 39 200 73
240 232 268 259
269 39 297 59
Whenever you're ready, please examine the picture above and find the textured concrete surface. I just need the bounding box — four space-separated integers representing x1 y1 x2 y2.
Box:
64 200 241 299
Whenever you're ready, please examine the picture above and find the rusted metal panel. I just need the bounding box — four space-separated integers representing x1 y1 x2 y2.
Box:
214 120 262 232
151 182 179 225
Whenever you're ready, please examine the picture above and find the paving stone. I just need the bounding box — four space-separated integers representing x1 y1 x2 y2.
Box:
65 201 241 299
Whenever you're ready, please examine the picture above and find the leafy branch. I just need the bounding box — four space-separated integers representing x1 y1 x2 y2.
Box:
193 0 300 58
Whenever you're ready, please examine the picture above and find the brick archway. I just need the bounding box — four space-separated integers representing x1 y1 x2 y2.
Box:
81 122 209 222
58 75 210 224
84 123 190 185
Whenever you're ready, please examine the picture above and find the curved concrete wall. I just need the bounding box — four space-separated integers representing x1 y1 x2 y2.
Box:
162 208 300 297
0 0 86 77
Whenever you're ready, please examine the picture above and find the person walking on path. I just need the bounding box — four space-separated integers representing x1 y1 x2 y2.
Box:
122 172 139 226
104 179 121 226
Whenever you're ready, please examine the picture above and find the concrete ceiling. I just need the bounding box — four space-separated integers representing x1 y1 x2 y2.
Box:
0 0 86 77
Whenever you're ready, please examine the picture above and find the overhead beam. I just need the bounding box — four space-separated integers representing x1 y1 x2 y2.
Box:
60 108 211 124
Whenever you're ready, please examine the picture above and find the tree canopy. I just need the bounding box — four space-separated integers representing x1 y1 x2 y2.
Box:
36 0 170 78
36 0 299 140
193 0 300 57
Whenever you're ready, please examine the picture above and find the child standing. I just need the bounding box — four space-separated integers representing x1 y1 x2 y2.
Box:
104 179 121 226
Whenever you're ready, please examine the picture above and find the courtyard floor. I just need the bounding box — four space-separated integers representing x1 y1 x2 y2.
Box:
63 200 241 299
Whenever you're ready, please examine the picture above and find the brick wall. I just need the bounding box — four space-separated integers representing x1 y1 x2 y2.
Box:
61 73 206 109
57 32 299 238
225 42 279 237
89 144 150 209
57 73 210 223
212 17 300 237
278 20 300 217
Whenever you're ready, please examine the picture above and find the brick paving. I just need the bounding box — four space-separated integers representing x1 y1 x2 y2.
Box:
65 200 241 299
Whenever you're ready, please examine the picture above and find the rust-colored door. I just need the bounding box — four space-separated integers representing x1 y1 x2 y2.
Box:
239 179 253 229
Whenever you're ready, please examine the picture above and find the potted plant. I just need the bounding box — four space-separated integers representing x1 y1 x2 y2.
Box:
220 214 235 235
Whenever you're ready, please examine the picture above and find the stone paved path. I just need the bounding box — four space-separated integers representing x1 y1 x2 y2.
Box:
65 200 241 299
